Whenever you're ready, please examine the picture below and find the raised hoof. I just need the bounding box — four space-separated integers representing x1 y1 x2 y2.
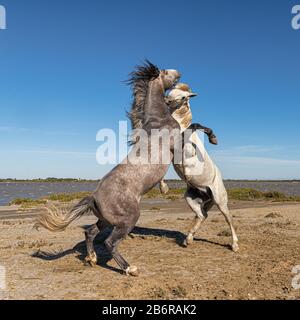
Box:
84 253 97 267
231 243 239 253
125 266 139 277
209 137 218 145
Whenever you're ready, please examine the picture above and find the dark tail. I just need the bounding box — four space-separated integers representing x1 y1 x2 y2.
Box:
34 196 97 232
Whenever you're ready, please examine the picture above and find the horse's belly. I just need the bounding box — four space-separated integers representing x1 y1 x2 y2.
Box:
173 154 216 186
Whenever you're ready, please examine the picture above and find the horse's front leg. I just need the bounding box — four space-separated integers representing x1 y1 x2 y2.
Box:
208 132 218 145
159 180 169 194
188 123 218 145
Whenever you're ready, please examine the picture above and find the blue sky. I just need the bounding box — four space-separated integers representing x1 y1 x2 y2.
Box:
0 0 299 179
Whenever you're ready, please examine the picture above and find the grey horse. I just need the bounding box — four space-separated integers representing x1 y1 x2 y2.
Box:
35 61 181 276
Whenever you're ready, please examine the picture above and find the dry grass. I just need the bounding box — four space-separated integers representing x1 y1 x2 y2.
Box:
9 198 47 208
9 192 91 208
45 192 91 202
227 188 300 202
144 188 185 201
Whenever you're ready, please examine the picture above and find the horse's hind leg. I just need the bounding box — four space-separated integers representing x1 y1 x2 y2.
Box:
217 202 239 252
184 187 213 246
105 219 139 276
84 220 107 267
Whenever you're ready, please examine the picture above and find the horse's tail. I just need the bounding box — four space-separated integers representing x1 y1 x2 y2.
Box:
34 196 97 232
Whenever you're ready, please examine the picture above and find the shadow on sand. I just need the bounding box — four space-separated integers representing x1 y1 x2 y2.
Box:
32 225 230 274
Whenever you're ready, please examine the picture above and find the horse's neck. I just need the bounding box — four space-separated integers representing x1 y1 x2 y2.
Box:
172 101 192 132
144 79 168 123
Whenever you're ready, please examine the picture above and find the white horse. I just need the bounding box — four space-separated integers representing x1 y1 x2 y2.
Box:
160 83 239 252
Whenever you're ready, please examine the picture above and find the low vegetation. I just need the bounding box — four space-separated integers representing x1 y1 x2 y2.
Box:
145 188 186 201
9 192 91 208
227 188 300 202
10 198 47 208
8 187 300 209
45 192 91 202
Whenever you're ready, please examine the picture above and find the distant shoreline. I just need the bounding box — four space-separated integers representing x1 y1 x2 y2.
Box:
1 179 300 206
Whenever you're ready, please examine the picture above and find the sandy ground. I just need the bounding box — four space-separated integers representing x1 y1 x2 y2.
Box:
0 199 299 300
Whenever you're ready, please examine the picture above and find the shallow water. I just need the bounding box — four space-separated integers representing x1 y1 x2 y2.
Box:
0 180 300 206
0 182 98 206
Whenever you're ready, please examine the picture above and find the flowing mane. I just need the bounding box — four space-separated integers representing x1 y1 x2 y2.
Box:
127 60 160 129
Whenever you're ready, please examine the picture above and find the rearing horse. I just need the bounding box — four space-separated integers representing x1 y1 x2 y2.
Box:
160 83 239 252
35 61 181 276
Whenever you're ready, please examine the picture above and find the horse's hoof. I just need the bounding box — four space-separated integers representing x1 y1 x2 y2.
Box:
84 253 97 267
231 243 239 253
126 266 139 276
184 235 193 247
209 137 218 145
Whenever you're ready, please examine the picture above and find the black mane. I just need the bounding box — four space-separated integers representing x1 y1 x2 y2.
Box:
127 60 160 129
